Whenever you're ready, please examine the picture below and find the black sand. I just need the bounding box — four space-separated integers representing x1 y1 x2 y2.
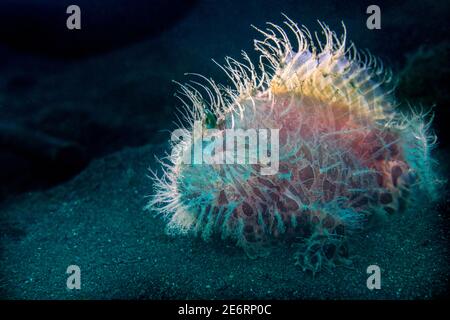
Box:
0 143 448 299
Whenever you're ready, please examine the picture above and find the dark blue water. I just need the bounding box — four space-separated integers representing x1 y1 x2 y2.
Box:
0 0 448 300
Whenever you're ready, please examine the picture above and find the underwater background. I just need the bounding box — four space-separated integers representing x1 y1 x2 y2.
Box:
0 0 449 299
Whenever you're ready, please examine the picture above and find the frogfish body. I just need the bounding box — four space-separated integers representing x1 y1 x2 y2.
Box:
149 16 440 273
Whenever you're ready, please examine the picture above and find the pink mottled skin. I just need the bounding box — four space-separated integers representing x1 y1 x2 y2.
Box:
208 93 412 252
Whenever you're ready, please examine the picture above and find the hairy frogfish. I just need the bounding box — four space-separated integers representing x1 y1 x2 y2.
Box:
149 16 440 273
